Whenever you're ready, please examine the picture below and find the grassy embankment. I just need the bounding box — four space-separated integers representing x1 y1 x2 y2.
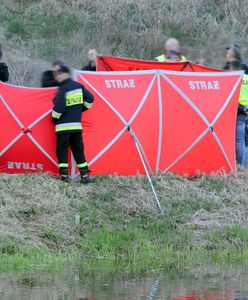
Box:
1 0 248 86
1 170 248 273
1 0 248 273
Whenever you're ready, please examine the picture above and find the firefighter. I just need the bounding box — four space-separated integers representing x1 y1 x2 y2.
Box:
52 65 94 183
155 38 187 62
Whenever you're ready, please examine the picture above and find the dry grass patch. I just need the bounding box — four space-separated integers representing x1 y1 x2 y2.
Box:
2 0 248 86
0 169 248 253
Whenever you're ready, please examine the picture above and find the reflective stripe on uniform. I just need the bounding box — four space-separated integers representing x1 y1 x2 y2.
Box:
239 98 248 106
83 101 93 109
66 89 83 106
55 122 82 132
59 163 69 168
239 74 248 106
52 110 62 119
77 162 88 168
56 126 82 132
66 89 82 96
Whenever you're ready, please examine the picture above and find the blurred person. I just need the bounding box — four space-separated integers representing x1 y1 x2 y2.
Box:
41 59 64 87
82 49 98 71
0 45 9 82
52 65 95 184
165 50 181 62
230 60 248 167
223 44 248 74
155 38 187 62
224 45 248 147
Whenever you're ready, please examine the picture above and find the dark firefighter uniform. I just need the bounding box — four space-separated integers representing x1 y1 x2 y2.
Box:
52 76 94 182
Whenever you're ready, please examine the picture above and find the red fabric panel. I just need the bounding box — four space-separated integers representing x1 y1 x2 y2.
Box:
159 73 241 175
0 70 242 177
77 72 158 175
96 55 224 72
0 83 58 174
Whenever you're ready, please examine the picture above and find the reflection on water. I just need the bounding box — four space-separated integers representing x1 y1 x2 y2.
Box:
0 266 248 299
173 290 247 300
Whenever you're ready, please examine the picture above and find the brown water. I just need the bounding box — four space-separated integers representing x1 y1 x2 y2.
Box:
0 266 248 300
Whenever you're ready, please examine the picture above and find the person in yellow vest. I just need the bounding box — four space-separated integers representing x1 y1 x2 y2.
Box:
155 38 187 62
230 60 248 167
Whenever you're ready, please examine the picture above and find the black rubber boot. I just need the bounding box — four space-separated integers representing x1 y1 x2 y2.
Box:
80 168 95 184
61 175 71 183
60 168 71 183
81 175 95 184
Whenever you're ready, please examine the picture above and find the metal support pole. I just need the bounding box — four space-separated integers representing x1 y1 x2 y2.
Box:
128 126 162 212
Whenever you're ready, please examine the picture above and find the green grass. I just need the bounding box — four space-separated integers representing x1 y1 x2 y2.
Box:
0 171 248 273
39 229 63 246
1 222 248 274
1 0 248 275
2 243 248 274
1 220 248 274
200 176 226 193
2 0 248 74
0 236 21 255
1 5 82 58
206 225 248 249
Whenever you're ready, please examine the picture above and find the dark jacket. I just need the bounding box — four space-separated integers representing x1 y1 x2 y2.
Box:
52 78 94 133
223 61 248 74
82 63 96 72
41 70 59 88
0 63 9 82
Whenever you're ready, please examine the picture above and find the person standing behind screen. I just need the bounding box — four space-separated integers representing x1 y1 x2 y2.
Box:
52 65 95 184
155 38 187 62
0 45 9 82
41 59 64 87
230 60 248 167
165 50 181 62
223 44 248 74
82 49 98 71
224 45 248 147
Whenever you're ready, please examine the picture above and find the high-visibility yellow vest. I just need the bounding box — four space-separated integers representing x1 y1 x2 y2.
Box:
155 54 187 62
239 74 248 106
